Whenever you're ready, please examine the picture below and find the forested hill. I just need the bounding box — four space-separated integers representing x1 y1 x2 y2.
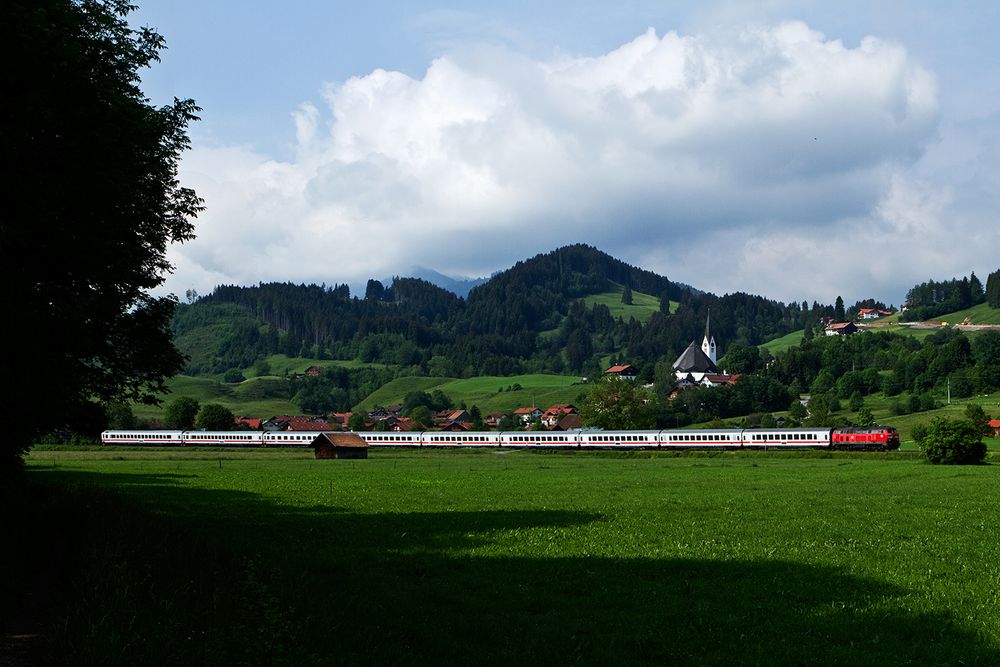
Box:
173 244 807 380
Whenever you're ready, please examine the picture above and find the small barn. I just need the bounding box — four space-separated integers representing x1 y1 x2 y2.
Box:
312 432 368 459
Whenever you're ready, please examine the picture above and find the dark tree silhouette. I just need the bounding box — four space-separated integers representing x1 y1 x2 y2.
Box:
2 0 201 471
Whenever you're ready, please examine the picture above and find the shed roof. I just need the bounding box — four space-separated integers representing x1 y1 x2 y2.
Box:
312 432 367 448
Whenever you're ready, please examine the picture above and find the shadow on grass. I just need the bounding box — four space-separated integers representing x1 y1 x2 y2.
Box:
19 468 1000 665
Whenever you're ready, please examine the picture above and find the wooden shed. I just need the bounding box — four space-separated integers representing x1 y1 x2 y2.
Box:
312 432 368 459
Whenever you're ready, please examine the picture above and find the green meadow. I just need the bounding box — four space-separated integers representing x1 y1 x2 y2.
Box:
356 373 589 413
16 448 1000 664
582 284 679 323
130 374 300 421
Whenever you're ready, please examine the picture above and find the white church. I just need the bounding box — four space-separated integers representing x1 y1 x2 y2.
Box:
671 311 737 388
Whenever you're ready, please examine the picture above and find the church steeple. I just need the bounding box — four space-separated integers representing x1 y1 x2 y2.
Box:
701 309 717 364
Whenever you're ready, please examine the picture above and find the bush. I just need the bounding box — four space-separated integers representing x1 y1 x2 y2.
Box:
223 369 246 383
921 417 987 465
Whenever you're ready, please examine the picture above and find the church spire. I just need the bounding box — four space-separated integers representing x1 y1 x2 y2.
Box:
701 309 717 365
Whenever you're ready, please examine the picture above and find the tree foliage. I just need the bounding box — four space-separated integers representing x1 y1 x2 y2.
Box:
986 269 1000 309
580 376 654 430
165 397 200 430
921 417 987 465
902 273 986 321
2 0 201 470
195 404 235 431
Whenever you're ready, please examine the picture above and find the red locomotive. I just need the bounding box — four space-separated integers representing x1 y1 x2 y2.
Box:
830 426 900 451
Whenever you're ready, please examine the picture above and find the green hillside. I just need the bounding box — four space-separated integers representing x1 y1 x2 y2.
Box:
929 302 1000 325
244 354 389 378
355 373 589 414
353 376 454 411
582 284 678 323
131 375 300 421
761 330 805 354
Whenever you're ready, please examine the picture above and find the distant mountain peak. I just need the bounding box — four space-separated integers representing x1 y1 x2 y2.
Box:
399 266 488 299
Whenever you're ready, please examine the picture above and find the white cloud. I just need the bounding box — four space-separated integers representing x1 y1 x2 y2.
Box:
163 21 952 304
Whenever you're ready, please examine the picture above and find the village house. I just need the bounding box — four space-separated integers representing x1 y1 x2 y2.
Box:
542 404 578 428
604 364 637 381
858 308 893 320
330 412 352 428
825 322 858 336
234 416 262 430
551 413 582 431
286 416 337 431
434 409 470 425
440 421 473 432
513 407 543 424
700 373 740 388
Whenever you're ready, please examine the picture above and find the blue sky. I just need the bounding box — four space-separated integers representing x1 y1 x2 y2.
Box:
133 1 1000 305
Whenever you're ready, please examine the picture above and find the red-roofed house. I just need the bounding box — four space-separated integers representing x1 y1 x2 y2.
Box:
513 407 542 424
989 420 1000 438
434 409 470 425
604 364 637 381
858 308 893 320
391 417 414 432
700 373 740 388
825 322 858 336
330 412 352 427
542 404 578 428
440 421 472 432
234 416 262 430
553 413 582 431
285 417 337 431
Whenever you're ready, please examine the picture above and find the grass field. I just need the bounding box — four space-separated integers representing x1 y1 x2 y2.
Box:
19 448 1000 664
918 302 1000 325
582 285 678 323
353 375 455 410
357 373 589 413
244 354 390 378
760 329 805 354
131 375 300 421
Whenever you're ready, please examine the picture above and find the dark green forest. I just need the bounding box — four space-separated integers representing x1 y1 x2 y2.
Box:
176 245 807 381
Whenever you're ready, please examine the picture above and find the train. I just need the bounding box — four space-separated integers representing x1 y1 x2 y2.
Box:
101 425 900 451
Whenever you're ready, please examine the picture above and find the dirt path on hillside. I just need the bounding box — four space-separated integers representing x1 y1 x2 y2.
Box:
867 322 1000 332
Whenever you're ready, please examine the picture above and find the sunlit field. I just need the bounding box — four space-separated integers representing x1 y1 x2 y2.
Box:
20 448 1000 664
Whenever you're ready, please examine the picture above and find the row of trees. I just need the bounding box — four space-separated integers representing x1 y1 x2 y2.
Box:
902 272 986 321
107 398 235 432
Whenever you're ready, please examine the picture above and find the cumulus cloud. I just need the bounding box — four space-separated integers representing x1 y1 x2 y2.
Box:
165 21 949 303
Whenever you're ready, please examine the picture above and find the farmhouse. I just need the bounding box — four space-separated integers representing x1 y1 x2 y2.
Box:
604 364 637 381
513 407 543 424
234 416 262 430
858 308 892 319
825 322 858 336
542 404 578 428
435 409 470 425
